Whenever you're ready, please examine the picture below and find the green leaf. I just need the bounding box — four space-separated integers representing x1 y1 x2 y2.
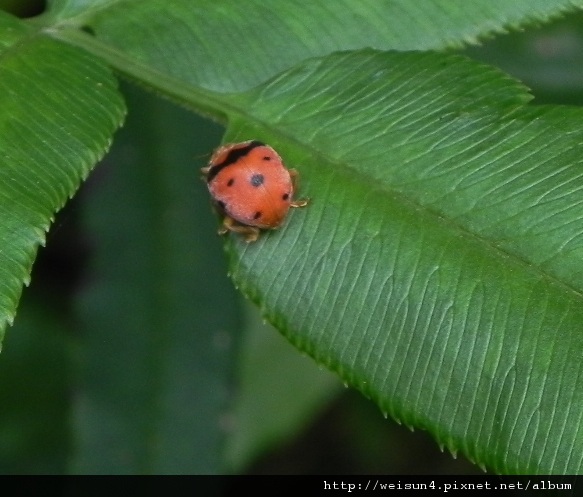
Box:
2 0 581 475
45 0 114 20
466 11 583 104
0 12 125 346
214 50 583 474
51 0 583 95
0 293 71 474
226 304 342 471
72 83 241 474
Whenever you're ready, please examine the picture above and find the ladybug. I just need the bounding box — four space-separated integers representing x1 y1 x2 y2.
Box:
201 140 308 243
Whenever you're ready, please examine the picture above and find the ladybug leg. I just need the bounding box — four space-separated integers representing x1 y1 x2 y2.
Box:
289 169 309 208
200 166 210 179
220 216 260 243
291 198 309 208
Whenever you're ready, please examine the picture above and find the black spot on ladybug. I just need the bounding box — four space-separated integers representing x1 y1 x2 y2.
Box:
227 178 235 187
253 211 262 219
282 193 290 201
263 156 271 161
250 173 264 187
206 140 265 182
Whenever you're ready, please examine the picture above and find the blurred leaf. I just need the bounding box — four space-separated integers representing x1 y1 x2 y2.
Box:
0 11 125 346
226 304 342 472
72 84 239 474
467 10 583 103
0 292 71 474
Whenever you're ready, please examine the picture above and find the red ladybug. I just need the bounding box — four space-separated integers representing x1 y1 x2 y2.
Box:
201 140 308 242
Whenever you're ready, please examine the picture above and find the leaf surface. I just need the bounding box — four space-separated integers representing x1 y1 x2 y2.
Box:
0 12 125 345
218 50 583 474
52 0 583 94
